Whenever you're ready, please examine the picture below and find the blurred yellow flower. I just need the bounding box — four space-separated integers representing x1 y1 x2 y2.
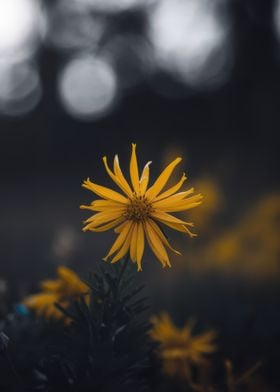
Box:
150 312 217 379
204 194 280 279
187 177 223 231
40 266 89 297
24 266 89 322
24 292 68 320
81 144 202 271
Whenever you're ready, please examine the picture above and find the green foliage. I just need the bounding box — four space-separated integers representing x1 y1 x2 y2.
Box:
0 262 152 392
0 262 271 392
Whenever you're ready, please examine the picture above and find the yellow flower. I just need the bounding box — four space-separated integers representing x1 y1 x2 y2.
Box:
150 312 217 379
201 194 280 280
187 177 223 231
40 266 89 297
24 266 89 322
81 144 202 271
24 292 68 321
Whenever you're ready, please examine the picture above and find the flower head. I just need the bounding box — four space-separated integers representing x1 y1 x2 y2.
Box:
150 312 217 379
81 144 202 271
24 266 89 322
200 194 280 279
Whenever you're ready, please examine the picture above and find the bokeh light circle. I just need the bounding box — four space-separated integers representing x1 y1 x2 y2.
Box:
0 0 46 60
58 55 118 120
148 0 231 89
76 0 152 13
47 0 105 52
0 60 42 116
274 0 280 43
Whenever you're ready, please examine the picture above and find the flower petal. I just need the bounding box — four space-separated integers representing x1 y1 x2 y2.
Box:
151 210 191 226
145 157 182 200
40 279 61 293
144 221 171 268
80 199 124 212
114 221 129 234
111 223 135 263
88 217 124 232
147 219 181 255
57 266 88 293
83 210 123 224
130 143 140 194
81 206 125 215
153 173 187 202
82 211 123 231
154 194 203 212
153 188 195 208
155 219 197 238
103 221 133 261
162 201 203 213
103 156 133 198
140 161 152 195
129 223 138 262
136 223 145 271
113 155 133 197
82 178 128 203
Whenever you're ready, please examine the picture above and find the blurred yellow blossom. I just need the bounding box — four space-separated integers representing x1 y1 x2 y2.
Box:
81 144 202 271
24 266 89 322
203 194 280 279
24 292 68 320
150 312 217 379
187 177 223 231
40 265 89 297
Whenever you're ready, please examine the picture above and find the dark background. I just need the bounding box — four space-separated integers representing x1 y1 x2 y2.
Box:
0 1 280 388
0 0 279 318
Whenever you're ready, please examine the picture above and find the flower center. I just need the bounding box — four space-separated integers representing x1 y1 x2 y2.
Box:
124 195 152 221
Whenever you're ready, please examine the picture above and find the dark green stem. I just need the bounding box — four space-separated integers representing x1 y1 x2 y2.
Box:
116 253 130 290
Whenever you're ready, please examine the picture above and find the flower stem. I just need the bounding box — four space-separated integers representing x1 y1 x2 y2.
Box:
116 253 130 289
